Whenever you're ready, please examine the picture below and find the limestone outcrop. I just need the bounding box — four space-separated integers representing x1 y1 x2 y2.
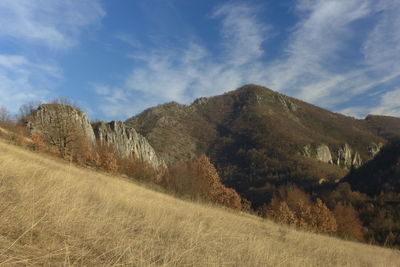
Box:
26 104 165 169
336 144 362 169
303 143 363 169
92 121 165 169
303 144 333 164
26 104 96 143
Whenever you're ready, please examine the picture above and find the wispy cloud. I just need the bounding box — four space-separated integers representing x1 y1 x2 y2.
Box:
0 0 105 49
0 55 61 112
370 88 400 117
0 0 105 113
95 2 270 118
212 3 269 65
95 1 400 119
267 0 400 116
115 33 141 48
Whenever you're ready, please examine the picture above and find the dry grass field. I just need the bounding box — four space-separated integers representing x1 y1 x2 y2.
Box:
0 140 399 266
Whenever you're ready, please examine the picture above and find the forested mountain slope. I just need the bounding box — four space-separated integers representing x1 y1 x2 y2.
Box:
127 84 396 206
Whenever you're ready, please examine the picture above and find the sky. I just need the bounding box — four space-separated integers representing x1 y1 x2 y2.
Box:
0 0 399 121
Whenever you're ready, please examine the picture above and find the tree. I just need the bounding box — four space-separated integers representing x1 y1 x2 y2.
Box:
52 97 78 108
333 203 364 241
312 199 337 233
29 99 87 158
31 132 46 151
265 185 337 233
161 155 243 210
0 106 11 123
19 101 42 121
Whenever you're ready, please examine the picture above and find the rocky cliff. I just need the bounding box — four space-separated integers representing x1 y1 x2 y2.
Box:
26 104 96 143
302 142 384 169
92 121 165 169
26 104 164 169
303 143 369 169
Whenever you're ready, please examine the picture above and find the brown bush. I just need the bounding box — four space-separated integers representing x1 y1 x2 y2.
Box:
265 200 297 226
161 155 242 210
31 132 46 151
73 138 93 166
265 186 337 233
100 151 118 171
312 199 337 233
333 203 364 241
92 143 119 172
119 158 157 181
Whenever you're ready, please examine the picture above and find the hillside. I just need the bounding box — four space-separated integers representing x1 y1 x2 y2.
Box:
127 84 393 206
344 139 400 196
0 140 399 266
365 115 400 140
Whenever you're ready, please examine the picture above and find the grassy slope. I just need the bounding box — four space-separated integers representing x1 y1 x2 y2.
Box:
0 141 399 266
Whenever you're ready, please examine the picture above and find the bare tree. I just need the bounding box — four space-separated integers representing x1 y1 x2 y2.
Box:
0 106 11 123
51 97 78 108
31 99 85 158
19 101 42 121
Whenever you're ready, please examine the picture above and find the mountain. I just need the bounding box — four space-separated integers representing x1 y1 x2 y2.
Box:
127 84 396 206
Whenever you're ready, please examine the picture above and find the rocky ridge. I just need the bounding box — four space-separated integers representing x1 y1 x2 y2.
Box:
302 143 383 169
27 104 164 169
27 104 96 143
92 121 165 169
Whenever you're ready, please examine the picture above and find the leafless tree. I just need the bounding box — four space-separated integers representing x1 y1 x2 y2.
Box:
51 96 78 108
19 101 42 121
33 99 84 158
0 106 11 123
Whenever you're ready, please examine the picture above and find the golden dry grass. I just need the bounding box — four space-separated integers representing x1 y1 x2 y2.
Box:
0 140 399 266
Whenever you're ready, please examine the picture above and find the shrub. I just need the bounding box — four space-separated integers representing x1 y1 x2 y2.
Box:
31 132 46 151
93 143 119 172
161 155 243 210
333 203 364 241
119 158 157 181
265 185 337 233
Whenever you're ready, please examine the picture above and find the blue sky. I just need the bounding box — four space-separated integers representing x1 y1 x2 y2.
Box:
0 0 399 120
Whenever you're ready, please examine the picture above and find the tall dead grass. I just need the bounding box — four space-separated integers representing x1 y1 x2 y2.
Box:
0 140 399 266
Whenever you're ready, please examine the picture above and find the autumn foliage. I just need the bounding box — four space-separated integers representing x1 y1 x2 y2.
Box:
119 157 157 181
261 186 337 233
333 203 364 241
31 132 46 151
161 155 243 210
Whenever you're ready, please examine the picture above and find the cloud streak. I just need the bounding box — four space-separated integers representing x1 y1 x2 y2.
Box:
0 54 61 112
0 0 105 49
95 1 400 119
0 0 105 113
96 3 270 118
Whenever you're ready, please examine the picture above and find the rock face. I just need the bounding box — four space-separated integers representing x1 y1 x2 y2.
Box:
368 142 383 158
92 121 165 169
26 104 164 169
303 143 363 169
26 104 96 143
336 144 364 169
303 144 333 164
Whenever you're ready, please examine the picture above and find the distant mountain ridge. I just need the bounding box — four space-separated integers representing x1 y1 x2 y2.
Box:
126 84 400 206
